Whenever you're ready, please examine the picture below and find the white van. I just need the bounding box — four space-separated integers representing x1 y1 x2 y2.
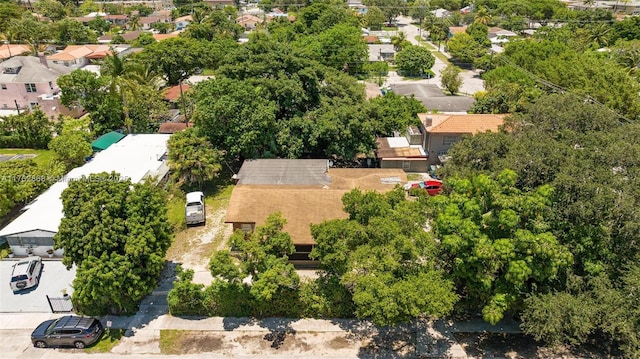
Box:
10 256 42 293
185 191 205 225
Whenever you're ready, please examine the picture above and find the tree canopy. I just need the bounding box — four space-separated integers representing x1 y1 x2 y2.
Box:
54 172 172 315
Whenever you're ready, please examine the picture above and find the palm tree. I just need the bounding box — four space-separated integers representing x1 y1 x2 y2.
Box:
101 53 146 134
588 23 612 48
391 31 408 51
474 7 492 25
128 16 141 31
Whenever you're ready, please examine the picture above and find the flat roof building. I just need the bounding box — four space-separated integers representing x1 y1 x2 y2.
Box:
0 134 170 257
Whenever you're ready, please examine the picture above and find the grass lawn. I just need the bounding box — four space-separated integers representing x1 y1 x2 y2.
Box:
165 176 234 232
383 26 399 31
414 37 436 50
200 68 216 76
432 51 450 65
0 149 55 167
85 329 126 353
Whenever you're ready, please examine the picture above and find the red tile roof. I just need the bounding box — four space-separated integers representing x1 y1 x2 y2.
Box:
158 122 193 134
163 84 191 101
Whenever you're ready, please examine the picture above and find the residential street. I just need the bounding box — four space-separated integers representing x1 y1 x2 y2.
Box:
386 16 486 96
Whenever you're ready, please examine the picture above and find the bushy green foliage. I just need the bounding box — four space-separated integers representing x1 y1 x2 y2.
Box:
431 170 573 324
311 188 458 326
55 172 172 315
0 159 63 216
170 213 301 318
440 64 463 95
395 45 435 77
168 267 209 316
167 128 223 186
0 109 53 149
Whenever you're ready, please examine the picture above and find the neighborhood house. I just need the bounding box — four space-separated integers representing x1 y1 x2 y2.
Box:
0 134 171 257
225 159 406 263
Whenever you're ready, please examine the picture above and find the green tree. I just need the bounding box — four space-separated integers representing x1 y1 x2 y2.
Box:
367 0 404 25
87 17 110 34
431 170 573 324
446 32 487 63
6 15 51 54
0 179 16 217
35 0 66 21
48 132 92 169
167 128 223 186
409 0 431 27
129 32 156 47
57 69 122 135
315 23 368 74
391 31 410 52
204 212 301 317
364 5 385 30
521 291 597 347
0 1 24 33
466 22 491 48
311 188 458 325
395 44 435 76
54 172 172 315
151 21 172 34
474 6 492 25
0 109 53 149
440 64 463 95
78 0 100 14
368 91 425 135
192 78 278 160
50 18 97 44
138 37 209 85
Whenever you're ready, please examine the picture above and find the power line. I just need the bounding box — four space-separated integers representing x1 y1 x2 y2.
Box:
493 54 635 125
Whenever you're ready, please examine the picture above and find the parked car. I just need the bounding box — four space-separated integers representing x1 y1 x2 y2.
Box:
31 316 104 349
10 256 42 293
185 191 205 225
404 180 443 196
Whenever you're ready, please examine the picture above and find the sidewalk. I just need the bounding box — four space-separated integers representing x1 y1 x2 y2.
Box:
395 16 485 96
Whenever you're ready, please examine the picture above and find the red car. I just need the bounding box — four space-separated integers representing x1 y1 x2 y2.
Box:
404 180 442 196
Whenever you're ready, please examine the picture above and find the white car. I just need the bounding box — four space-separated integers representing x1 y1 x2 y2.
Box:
10 256 42 293
185 191 206 225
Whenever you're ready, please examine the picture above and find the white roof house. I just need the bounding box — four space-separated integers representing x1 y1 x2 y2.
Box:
0 134 170 257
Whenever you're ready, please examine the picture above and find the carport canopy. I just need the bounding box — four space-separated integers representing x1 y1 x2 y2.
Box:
91 131 125 151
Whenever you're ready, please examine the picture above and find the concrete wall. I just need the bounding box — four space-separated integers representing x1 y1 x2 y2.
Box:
424 133 461 165
380 159 429 172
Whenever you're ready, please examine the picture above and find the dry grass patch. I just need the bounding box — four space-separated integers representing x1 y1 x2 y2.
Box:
160 330 224 354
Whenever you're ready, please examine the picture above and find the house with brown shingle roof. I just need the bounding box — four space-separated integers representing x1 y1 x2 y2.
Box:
158 122 193 134
418 113 507 164
375 126 428 172
138 16 170 30
225 159 406 262
98 31 150 44
162 83 191 109
236 14 263 30
153 32 181 41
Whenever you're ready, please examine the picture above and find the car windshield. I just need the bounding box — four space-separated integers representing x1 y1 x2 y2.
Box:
46 319 61 335
11 274 28 282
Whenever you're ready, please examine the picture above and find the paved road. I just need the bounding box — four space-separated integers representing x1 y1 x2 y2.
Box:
389 16 486 96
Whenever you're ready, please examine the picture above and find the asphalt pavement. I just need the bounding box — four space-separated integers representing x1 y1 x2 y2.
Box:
388 17 486 96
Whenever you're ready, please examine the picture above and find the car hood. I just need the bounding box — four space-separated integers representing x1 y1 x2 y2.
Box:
31 320 55 338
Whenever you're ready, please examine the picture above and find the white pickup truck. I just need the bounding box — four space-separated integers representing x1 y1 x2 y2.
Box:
185 191 205 225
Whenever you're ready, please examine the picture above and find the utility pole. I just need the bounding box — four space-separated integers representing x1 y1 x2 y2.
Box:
179 79 189 125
